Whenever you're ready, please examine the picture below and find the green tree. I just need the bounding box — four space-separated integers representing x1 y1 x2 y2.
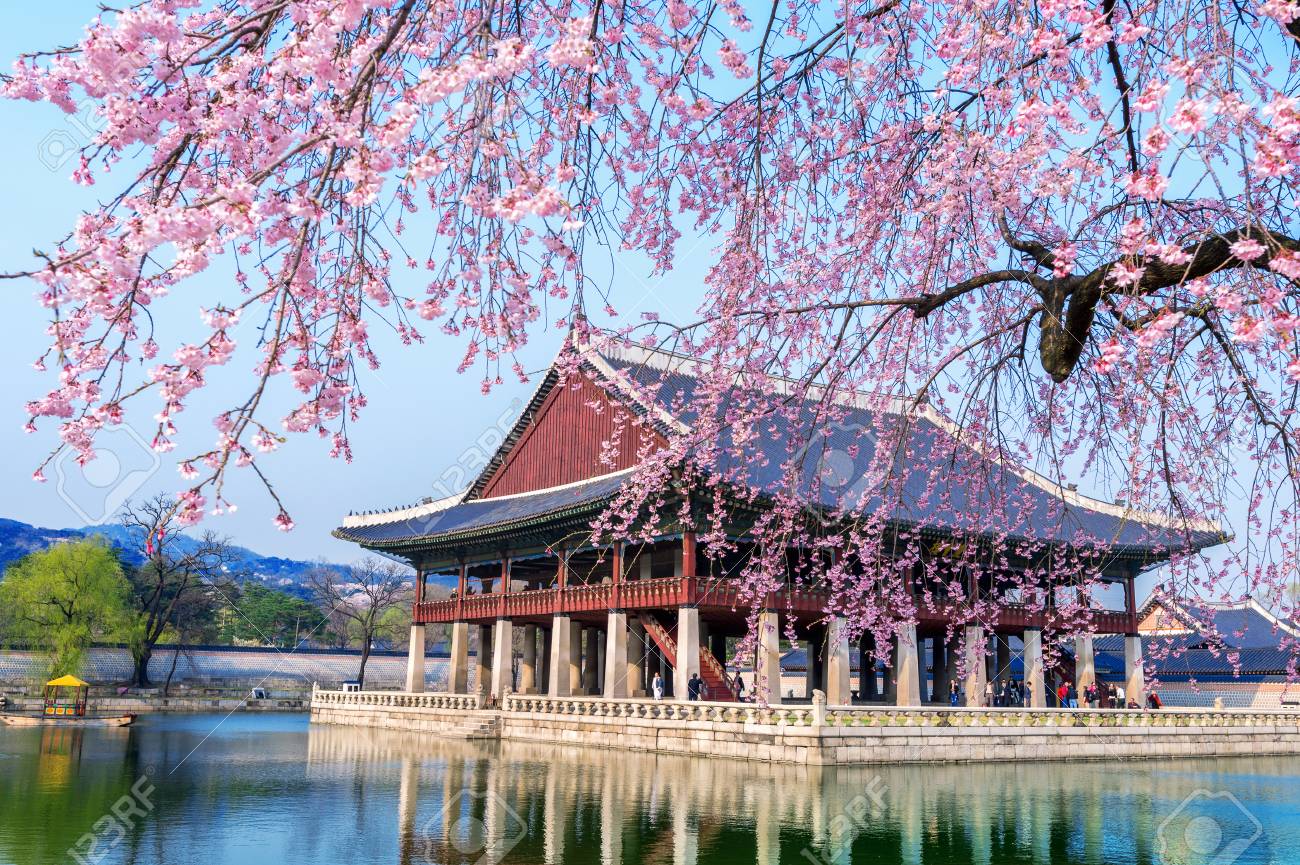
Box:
220 583 325 648
0 538 132 676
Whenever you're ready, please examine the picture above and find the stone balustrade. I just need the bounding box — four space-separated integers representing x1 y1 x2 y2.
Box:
311 687 482 711
311 687 1300 765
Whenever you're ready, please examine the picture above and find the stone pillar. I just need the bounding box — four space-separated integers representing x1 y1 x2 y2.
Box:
582 626 600 694
539 626 551 691
883 649 897 704
475 624 492 695
931 636 949 703
405 623 425 693
627 617 647 698
1075 634 1096 699
826 617 852 706
756 609 782 705
520 624 538 694
604 611 629 698
548 616 572 697
490 618 513 700
1023 627 1046 708
894 624 922 706
1124 634 1146 707
596 629 607 693
963 625 986 707
448 621 469 694
676 606 701 700
568 622 583 693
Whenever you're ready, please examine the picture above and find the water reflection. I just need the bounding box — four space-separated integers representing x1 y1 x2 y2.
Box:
305 724 1290 865
0 714 1293 865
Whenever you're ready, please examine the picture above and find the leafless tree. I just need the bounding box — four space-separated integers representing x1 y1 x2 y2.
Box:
120 495 243 688
307 558 412 688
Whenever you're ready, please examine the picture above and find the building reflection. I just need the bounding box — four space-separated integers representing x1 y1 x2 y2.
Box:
305 725 1284 865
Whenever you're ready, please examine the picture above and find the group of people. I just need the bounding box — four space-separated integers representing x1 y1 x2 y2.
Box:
942 677 1162 709
652 669 1165 709
650 671 749 702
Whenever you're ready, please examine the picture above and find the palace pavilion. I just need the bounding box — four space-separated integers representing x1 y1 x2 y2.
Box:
334 340 1223 706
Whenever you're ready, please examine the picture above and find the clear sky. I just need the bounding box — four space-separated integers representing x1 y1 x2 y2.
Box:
0 3 709 561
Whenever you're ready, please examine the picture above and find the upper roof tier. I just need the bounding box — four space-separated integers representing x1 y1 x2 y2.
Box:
336 338 1226 558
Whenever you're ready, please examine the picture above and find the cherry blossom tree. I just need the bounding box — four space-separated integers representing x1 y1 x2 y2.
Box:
7 0 1300 670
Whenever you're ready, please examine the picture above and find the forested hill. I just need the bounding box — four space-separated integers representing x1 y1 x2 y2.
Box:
0 517 330 594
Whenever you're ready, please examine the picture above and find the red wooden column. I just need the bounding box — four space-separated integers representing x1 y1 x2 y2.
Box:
1123 573 1138 633
497 556 512 619
681 531 697 604
554 547 569 615
454 563 467 621
611 542 623 609
414 567 424 605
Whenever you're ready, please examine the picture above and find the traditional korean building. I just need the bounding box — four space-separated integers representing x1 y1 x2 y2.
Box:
334 340 1224 706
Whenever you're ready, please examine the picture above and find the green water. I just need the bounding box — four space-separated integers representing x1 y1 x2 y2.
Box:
0 713 1295 864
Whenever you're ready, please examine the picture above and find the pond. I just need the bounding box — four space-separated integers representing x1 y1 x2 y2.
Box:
0 713 1294 864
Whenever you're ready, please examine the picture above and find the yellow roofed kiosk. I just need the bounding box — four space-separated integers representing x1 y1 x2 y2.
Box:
43 675 89 718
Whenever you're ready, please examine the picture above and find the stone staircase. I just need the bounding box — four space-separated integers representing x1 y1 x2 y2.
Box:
444 711 502 740
641 615 736 701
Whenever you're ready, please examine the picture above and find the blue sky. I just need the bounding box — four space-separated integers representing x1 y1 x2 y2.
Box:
0 4 709 561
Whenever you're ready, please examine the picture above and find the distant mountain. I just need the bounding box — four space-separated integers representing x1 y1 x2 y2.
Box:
0 517 335 595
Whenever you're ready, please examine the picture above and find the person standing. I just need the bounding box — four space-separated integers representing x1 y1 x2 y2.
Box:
949 680 960 707
732 672 746 701
983 679 994 707
652 672 665 700
687 673 702 701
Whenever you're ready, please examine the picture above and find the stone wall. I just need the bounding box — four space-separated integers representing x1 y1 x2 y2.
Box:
310 689 1300 765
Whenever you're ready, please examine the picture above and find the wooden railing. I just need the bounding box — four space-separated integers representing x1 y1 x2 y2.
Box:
414 580 1133 634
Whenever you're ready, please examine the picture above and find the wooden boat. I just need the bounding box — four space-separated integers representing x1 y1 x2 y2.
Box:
1 713 135 727
0 675 134 727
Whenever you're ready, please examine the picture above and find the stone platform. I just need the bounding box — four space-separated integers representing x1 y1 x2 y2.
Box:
310 688 1300 765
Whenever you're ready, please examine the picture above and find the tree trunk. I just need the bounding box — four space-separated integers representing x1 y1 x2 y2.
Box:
163 645 183 697
133 645 154 688
356 639 372 690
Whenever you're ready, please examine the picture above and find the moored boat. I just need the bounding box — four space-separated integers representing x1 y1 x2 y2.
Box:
1 713 135 727
0 675 135 727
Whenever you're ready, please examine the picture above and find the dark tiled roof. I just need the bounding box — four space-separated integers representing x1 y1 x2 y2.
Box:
1096 644 1296 678
602 351 1222 555
336 344 1224 554
335 473 628 545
